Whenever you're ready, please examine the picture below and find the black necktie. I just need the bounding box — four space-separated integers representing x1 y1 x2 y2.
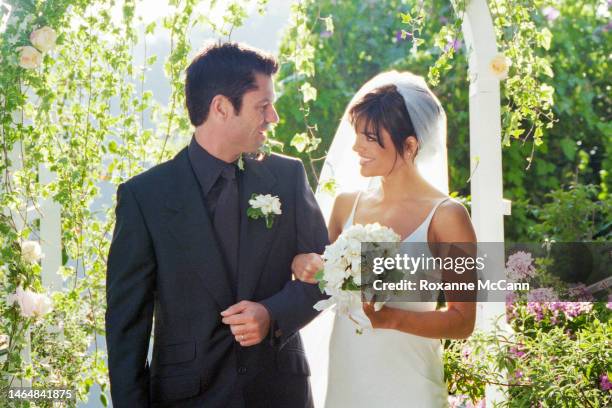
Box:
213 165 240 286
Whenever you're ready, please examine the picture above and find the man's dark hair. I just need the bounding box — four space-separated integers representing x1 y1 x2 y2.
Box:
185 42 279 126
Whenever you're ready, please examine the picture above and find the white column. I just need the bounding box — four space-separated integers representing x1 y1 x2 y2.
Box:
462 0 508 403
39 164 63 291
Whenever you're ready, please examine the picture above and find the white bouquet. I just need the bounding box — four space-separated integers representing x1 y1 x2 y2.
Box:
313 223 400 333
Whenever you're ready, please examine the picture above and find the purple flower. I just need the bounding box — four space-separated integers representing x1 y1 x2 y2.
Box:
439 16 449 25
461 344 472 361
528 288 558 302
567 284 594 301
506 292 518 321
510 346 526 358
549 301 593 320
607 293 612 310
396 30 412 42
542 6 560 21
320 30 332 39
506 251 536 281
526 288 558 321
445 38 463 52
600 374 612 391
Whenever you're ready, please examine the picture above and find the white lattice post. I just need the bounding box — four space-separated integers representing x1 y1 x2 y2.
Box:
39 165 62 292
462 0 510 404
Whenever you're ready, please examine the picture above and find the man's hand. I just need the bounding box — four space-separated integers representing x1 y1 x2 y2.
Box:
221 300 271 347
291 253 324 284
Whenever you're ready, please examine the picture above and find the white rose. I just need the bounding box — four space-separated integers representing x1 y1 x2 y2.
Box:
7 287 53 318
21 240 43 264
30 26 57 52
489 53 511 80
17 46 42 69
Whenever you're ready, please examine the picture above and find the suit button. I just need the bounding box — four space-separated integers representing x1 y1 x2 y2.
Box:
238 367 247 375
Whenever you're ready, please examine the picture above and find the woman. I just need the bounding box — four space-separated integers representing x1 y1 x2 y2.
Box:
293 71 477 407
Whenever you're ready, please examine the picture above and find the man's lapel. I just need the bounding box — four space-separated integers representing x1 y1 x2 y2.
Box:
237 157 278 300
164 148 235 310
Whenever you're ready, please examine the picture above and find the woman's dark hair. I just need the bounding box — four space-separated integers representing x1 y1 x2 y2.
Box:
185 42 279 126
348 85 416 157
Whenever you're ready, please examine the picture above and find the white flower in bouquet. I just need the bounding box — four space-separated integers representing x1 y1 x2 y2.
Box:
21 240 43 264
30 26 57 52
314 223 400 332
7 286 53 318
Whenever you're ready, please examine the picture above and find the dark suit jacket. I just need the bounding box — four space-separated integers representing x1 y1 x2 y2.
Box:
105 147 328 407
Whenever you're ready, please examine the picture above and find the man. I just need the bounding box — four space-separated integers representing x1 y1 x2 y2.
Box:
105 42 328 408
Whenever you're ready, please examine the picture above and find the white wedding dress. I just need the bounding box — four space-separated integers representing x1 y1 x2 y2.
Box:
323 193 449 408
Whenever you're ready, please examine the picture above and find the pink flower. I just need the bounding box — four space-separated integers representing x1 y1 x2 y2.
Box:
448 395 486 408
526 288 558 321
505 292 518 321
528 288 558 302
549 301 593 320
606 293 612 310
567 284 593 301
506 251 536 281
542 6 560 21
510 346 526 358
600 374 612 391
461 344 472 361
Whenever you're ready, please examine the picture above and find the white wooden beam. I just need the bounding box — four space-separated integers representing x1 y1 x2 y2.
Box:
39 164 62 292
462 0 508 404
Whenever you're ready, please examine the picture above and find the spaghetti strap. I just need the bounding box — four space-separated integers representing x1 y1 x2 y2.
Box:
343 191 362 229
402 197 451 242
425 197 450 224
421 197 451 229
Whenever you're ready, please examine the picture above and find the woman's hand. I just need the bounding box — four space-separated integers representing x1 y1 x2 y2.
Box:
363 302 395 330
291 253 324 284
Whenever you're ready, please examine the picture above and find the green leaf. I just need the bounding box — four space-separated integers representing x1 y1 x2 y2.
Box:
100 393 108 407
145 22 157 35
300 82 317 103
559 138 576 161
247 207 262 219
290 132 309 153
108 140 119 154
540 28 552 50
318 278 327 293
400 12 412 24
320 178 337 195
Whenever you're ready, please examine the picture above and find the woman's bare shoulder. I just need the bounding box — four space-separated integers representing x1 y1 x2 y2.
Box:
329 191 360 232
430 198 476 242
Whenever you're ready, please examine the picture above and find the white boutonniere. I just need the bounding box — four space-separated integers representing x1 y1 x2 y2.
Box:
247 194 282 229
